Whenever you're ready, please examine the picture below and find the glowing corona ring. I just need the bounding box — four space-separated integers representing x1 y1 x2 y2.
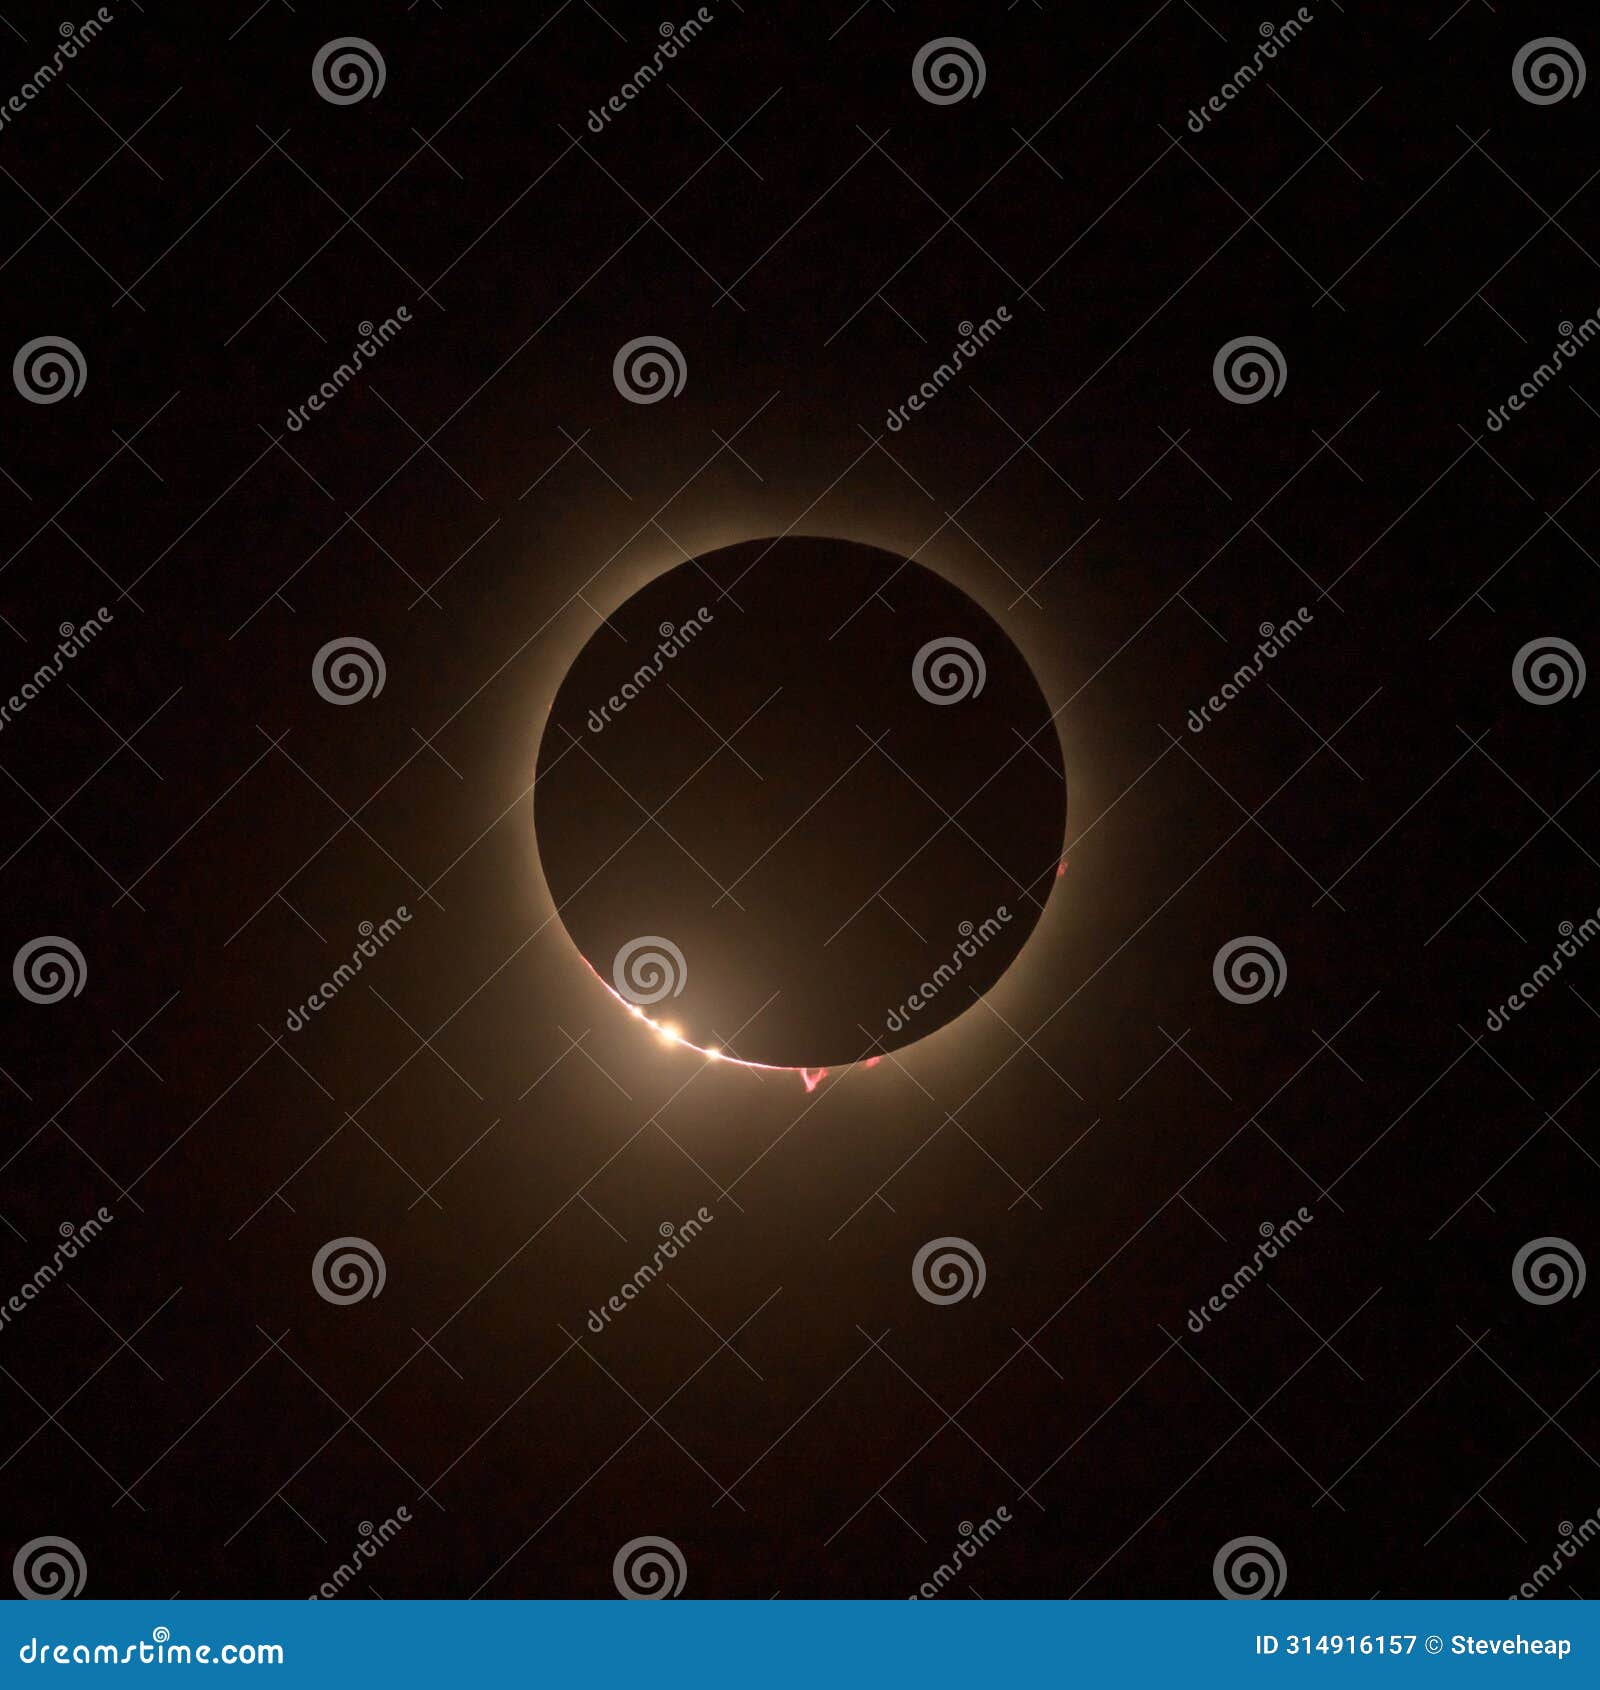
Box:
534 537 1068 1081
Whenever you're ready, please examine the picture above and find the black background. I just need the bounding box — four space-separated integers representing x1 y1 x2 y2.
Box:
1 0 1597 1599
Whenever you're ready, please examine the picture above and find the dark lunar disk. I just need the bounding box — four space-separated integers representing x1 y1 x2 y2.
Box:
534 537 1068 1070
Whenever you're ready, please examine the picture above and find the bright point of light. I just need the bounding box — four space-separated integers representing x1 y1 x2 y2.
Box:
579 959 848 1089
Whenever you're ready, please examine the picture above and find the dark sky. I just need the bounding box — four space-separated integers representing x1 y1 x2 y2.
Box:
0 0 1597 1600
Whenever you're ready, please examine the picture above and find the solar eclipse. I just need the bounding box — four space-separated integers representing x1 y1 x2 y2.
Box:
534 537 1068 1079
